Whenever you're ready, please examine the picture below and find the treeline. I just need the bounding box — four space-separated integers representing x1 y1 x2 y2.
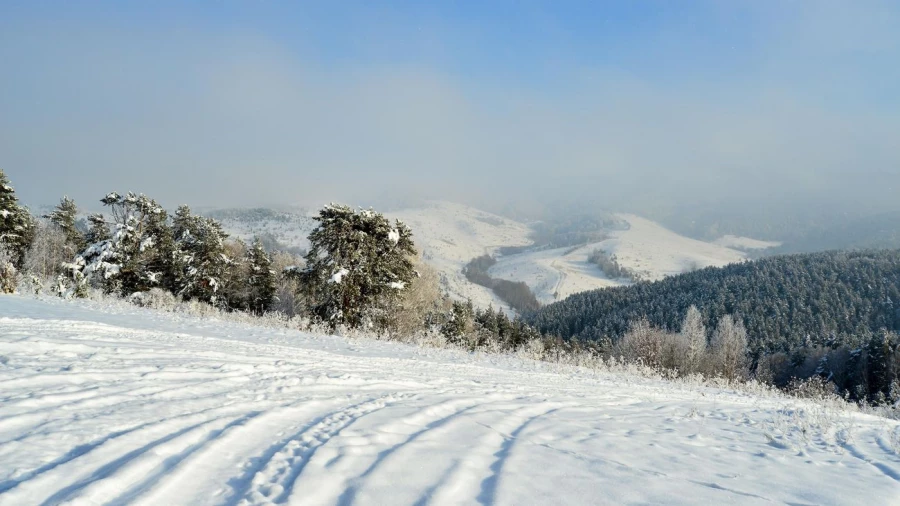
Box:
462 255 541 312
587 249 642 282
527 250 900 353
3 168 898 407
525 249 900 403
529 213 626 248
0 169 547 356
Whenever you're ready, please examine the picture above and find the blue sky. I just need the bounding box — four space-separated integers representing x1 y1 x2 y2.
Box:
1 1 899 212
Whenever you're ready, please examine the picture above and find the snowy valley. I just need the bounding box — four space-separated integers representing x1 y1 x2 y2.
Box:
1 295 898 505
209 201 765 311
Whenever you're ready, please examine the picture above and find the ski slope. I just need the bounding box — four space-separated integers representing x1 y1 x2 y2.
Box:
2 296 898 505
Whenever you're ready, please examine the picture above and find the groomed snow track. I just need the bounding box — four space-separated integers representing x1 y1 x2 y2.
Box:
1 296 898 505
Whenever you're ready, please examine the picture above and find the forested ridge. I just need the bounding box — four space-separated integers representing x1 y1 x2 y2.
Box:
526 249 900 357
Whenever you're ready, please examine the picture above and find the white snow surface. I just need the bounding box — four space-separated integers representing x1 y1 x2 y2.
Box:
1 295 899 505
488 245 619 305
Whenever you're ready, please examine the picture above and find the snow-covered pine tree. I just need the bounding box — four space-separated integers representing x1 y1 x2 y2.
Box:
0 169 35 268
302 204 416 330
172 205 231 305
85 213 111 244
247 238 276 314
67 192 173 296
46 196 86 254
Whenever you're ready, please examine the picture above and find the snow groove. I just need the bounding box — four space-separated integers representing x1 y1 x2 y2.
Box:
237 395 400 505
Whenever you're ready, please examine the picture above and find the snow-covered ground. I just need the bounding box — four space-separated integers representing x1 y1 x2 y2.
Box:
488 246 619 304
2 295 898 505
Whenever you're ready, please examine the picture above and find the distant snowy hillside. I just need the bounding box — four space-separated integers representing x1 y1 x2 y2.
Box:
1 296 898 505
488 245 619 305
385 202 531 311
598 214 747 281
211 203 761 310
205 207 317 253
490 214 750 303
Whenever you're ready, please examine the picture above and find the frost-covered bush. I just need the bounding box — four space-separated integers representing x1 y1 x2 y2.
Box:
0 246 19 293
129 288 178 310
24 220 69 281
516 337 547 361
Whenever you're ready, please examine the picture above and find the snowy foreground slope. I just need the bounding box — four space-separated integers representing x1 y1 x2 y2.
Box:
1 297 898 505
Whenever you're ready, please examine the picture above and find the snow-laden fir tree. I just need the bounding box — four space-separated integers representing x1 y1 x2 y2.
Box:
46 196 86 253
247 238 276 314
65 192 174 297
172 205 231 305
85 213 111 244
302 204 416 330
0 168 34 268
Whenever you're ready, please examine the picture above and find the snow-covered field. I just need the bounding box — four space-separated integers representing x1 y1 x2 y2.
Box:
2 296 898 505
488 246 619 305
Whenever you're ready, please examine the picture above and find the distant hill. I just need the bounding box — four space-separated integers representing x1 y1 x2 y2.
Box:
209 202 762 313
525 249 900 357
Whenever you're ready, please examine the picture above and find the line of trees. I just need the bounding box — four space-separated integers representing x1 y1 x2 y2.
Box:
587 249 642 282
0 169 547 351
3 168 897 407
462 255 541 312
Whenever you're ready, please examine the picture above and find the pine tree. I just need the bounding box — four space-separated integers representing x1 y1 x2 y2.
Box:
68 192 173 296
302 204 417 329
173 205 230 305
0 169 34 267
85 213 111 244
46 196 86 253
442 299 475 346
247 238 276 314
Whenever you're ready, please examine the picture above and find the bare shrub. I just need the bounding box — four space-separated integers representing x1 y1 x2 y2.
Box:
616 318 667 368
24 220 70 281
710 315 749 380
391 259 445 338
129 288 178 310
680 305 707 374
271 250 307 318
